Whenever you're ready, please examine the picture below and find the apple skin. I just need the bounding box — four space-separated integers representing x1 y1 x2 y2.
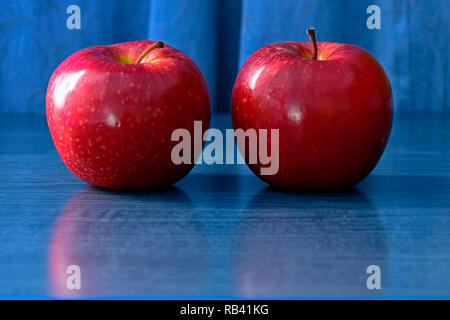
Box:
47 40 210 189
231 41 393 190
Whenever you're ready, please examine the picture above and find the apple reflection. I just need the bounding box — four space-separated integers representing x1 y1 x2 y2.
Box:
49 186 207 297
233 187 388 297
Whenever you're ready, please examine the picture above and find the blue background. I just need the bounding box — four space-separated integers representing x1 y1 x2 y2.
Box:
0 0 448 114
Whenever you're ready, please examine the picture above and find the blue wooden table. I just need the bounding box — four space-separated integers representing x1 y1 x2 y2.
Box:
0 113 449 298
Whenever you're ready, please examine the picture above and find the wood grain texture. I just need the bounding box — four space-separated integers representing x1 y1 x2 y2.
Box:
0 113 449 297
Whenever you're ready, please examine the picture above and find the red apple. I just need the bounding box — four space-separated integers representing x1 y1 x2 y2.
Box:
47 40 210 189
231 29 393 190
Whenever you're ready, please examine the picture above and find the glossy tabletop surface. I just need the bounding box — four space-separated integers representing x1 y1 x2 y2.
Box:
0 112 449 298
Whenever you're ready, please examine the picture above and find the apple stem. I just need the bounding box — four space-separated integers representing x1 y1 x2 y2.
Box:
307 28 318 60
135 41 164 63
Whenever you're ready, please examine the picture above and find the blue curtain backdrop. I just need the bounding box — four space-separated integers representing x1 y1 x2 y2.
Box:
0 0 448 114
